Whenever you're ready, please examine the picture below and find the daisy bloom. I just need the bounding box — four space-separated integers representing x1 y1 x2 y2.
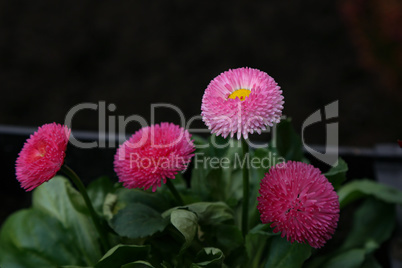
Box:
16 123 71 191
257 161 340 248
114 122 195 192
201 67 284 140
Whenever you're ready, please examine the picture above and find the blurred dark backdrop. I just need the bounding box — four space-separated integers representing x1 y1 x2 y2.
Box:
1 0 401 146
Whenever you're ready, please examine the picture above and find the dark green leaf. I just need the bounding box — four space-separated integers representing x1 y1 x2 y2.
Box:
264 236 311 268
191 136 243 204
110 203 169 239
192 247 224 268
307 198 395 268
122 261 155 268
168 172 187 189
321 249 365 268
245 224 276 267
191 134 209 147
87 176 116 216
114 188 172 214
60 266 91 268
170 209 198 250
185 202 234 225
214 224 243 253
95 244 150 268
0 209 87 267
324 158 348 189
274 118 303 161
32 176 102 264
204 168 226 201
340 197 396 252
338 179 402 208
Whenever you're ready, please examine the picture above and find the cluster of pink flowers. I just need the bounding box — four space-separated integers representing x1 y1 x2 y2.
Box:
16 122 195 193
15 67 339 250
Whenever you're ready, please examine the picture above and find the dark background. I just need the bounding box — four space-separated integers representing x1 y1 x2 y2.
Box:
1 0 401 146
1 0 402 227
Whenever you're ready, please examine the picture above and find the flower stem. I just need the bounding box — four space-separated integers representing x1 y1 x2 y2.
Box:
61 164 109 253
241 138 250 237
166 179 184 206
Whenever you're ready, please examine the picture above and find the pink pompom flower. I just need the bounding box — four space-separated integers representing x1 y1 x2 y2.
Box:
16 123 71 191
114 122 195 192
201 67 284 140
257 161 340 248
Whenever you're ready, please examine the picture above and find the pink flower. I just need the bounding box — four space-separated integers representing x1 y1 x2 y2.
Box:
16 123 71 191
201 67 284 140
257 161 340 248
114 123 195 192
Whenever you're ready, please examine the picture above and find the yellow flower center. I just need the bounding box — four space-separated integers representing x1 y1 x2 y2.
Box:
228 89 251 101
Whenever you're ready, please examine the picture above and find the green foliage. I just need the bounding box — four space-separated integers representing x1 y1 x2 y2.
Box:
275 118 303 161
324 158 348 190
95 244 151 268
87 176 117 216
2 120 402 268
340 198 396 252
306 198 397 268
191 135 243 204
263 236 311 268
170 209 198 251
0 176 102 267
110 203 170 239
245 224 277 267
338 179 402 208
191 247 224 267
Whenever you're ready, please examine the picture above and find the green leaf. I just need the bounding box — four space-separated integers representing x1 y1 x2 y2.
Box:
103 193 118 221
214 224 243 253
338 179 402 208
307 198 396 268
87 176 116 216
324 158 348 189
31 176 102 265
161 173 202 205
191 136 243 203
122 261 155 268
60 266 91 268
170 209 198 251
245 224 276 267
191 247 224 268
263 236 311 268
320 249 365 268
110 203 169 239
114 188 172 214
191 134 209 147
95 244 150 268
0 209 87 267
185 202 234 225
274 118 303 161
340 197 396 252
161 202 235 252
